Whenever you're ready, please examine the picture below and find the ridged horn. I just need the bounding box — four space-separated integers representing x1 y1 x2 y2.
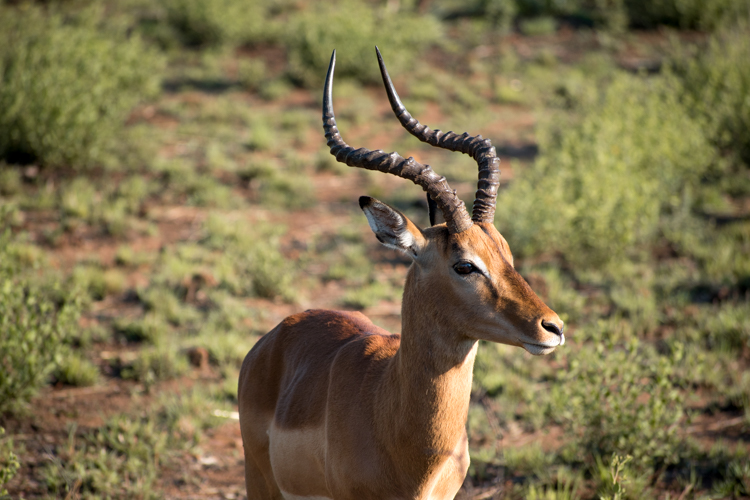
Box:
375 46 500 224
323 50 473 234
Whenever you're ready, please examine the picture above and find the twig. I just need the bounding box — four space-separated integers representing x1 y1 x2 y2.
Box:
48 384 120 399
677 482 694 500
686 416 746 434
471 486 501 500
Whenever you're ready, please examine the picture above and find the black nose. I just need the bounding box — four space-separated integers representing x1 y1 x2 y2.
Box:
541 320 564 336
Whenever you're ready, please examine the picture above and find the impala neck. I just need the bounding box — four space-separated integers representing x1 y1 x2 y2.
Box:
376 266 478 481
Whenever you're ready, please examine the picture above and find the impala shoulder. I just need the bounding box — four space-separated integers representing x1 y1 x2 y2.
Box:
285 309 388 338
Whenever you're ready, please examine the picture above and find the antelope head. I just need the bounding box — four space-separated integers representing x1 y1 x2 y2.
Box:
324 48 564 355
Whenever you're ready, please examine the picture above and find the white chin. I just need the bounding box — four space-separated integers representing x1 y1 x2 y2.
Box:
522 343 557 356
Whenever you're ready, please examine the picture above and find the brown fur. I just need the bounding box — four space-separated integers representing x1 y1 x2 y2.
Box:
239 217 563 500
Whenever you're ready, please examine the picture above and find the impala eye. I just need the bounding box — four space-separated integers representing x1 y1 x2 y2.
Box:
453 261 476 275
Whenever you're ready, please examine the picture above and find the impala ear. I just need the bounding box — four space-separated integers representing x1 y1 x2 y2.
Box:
359 196 426 258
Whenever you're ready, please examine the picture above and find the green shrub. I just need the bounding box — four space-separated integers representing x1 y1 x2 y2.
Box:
162 0 275 47
674 27 750 173
623 0 750 29
284 0 443 87
0 231 83 414
0 166 21 197
437 0 749 31
548 340 685 471
496 72 714 271
676 302 750 354
0 5 163 168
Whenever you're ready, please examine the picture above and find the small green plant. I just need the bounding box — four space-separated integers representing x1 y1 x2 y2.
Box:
238 58 267 91
141 286 200 326
0 427 19 497
54 351 100 387
122 345 189 386
71 265 126 301
520 16 557 35
0 4 163 168
597 454 632 500
259 78 294 102
713 457 750 497
114 314 169 344
504 442 556 478
0 167 21 197
525 469 582 500
0 231 82 413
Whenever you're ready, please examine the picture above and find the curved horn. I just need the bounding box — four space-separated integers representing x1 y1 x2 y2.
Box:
375 47 500 224
323 50 472 234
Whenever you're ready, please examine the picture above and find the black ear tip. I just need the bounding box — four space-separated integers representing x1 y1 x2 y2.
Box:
358 196 373 209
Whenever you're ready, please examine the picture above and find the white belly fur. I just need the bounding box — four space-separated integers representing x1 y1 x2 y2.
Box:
269 424 329 497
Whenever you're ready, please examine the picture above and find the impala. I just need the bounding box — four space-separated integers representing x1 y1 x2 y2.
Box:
238 48 565 500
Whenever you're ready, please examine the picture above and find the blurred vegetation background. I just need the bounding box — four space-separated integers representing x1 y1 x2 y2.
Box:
1 0 749 498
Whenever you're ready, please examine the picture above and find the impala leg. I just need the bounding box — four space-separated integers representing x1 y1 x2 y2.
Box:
243 446 282 500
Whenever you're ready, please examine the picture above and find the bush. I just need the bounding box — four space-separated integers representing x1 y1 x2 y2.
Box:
548 340 685 471
0 5 163 168
496 72 714 270
436 0 749 31
0 231 83 414
622 0 750 30
674 27 750 173
284 0 443 87
162 0 275 47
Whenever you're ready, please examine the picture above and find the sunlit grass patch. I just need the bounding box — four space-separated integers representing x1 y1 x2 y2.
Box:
71 266 127 302
53 351 100 387
122 344 189 386
340 279 401 310
41 385 228 498
114 314 170 345
0 234 83 413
